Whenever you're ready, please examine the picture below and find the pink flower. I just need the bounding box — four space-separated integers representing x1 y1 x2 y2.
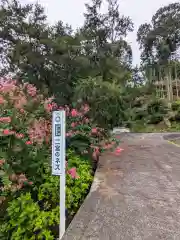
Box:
0 117 11 123
71 122 76 128
66 131 73 137
0 81 16 93
91 128 98 134
95 147 100 153
0 96 5 104
3 129 14 135
28 119 50 145
71 109 78 117
47 103 53 111
26 84 37 97
81 104 89 113
25 141 32 145
15 133 24 139
0 159 5 166
92 147 100 160
16 99 27 109
28 181 33 185
20 108 25 114
68 167 79 179
45 102 57 112
114 147 124 156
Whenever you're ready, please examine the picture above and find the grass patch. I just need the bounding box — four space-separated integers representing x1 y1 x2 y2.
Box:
131 121 180 133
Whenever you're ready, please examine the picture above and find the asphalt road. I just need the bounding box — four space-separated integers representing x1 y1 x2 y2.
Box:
62 133 180 240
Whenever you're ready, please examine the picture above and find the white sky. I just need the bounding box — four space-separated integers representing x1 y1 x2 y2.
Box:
26 0 174 65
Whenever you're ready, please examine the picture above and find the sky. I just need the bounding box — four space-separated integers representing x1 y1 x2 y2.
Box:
26 0 174 65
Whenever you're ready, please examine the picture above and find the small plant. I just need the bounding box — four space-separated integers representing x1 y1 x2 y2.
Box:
171 100 180 111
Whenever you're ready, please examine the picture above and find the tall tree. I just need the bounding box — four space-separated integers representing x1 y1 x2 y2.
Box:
0 0 91 104
137 2 180 65
81 0 133 83
0 0 135 104
0 0 48 74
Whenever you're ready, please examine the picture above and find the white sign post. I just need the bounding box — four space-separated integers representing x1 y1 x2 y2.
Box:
52 111 66 239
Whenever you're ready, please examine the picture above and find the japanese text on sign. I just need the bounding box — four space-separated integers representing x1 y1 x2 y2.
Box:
52 111 65 175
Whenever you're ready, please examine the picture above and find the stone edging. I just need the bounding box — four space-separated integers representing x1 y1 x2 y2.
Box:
61 153 107 240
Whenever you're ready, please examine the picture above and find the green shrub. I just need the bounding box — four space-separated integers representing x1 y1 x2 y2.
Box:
131 107 148 121
174 110 180 121
0 150 93 240
147 99 168 115
147 113 164 124
171 100 180 111
73 77 124 128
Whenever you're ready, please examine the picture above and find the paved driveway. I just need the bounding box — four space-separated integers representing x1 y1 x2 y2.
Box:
63 133 180 240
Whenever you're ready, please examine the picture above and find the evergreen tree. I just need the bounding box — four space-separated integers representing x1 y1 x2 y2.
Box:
81 0 133 83
137 2 180 65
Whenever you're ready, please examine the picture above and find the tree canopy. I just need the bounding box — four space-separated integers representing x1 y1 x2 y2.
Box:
1 0 180 128
137 2 180 65
0 0 134 104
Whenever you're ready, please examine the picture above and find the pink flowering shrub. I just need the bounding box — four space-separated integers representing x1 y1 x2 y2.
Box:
0 79 52 200
64 104 118 161
0 79 117 187
0 78 119 239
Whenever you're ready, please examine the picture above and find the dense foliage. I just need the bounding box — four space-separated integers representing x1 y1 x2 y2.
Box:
127 97 180 133
137 3 180 65
0 79 118 239
0 0 180 131
0 151 93 239
0 0 133 105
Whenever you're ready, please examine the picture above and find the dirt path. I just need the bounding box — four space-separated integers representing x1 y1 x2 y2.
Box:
63 133 180 240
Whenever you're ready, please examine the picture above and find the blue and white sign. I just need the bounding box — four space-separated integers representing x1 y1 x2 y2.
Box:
52 111 65 176
52 110 66 239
